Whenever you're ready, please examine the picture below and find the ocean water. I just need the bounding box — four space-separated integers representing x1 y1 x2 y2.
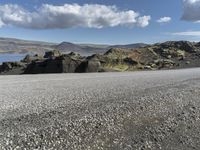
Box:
0 54 25 64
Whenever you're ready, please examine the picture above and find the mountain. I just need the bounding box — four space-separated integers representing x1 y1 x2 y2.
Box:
109 43 148 49
0 38 108 55
0 37 55 54
53 42 107 56
53 42 83 52
0 37 148 56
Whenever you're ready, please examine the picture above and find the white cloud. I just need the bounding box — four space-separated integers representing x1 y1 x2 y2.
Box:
171 31 200 36
137 16 151 27
182 0 200 21
157 17 171 23
184 0 200 3
0 4 151 29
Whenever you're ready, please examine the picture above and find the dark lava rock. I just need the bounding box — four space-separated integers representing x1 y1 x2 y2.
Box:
153 59 175 69
0 62 26 73
62 55 82 73
24 55 82 74
1 40 200 75
85 59 101 72
159 41 197 53
44 50 62 59
1 62 12 71
22 54 43 63
123 57 138 65
76 59 101 73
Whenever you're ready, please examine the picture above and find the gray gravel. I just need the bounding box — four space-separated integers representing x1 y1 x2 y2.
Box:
0 68 200 149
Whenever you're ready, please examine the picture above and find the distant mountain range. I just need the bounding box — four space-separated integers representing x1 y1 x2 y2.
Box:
108 43 148 49
0 37 148 56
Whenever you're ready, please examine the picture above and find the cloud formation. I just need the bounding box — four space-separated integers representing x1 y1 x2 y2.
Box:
182 0 200 22
171 31 200 36
157 17 171 23
0 4 151 29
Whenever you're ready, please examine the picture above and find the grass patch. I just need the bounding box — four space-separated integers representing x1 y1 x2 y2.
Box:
103 63 129 71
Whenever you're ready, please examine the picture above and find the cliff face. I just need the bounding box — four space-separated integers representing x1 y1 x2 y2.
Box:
1 41 200 75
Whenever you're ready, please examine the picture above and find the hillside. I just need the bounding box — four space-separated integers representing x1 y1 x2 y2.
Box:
0 40 200 75
0 37 55 54
101 41 200 71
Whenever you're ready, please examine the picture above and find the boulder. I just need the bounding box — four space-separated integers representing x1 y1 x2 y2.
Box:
144 65 152 70
22 54 43 63
68 52 80 57
44 50 61 59
86 59 101 72
123 57 138 65
154 59 175 69
159 41 197 53
62 55 82 73
24 55 82 74
2 62 12 71
186 61 190 64
76 58 101 73
167 55 172 59
0 62 26 73
176 50 185 60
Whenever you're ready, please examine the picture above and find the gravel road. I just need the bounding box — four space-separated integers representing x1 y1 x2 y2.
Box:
0 68 200 149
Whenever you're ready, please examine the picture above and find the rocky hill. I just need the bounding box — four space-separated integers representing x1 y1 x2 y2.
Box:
0 41 200 75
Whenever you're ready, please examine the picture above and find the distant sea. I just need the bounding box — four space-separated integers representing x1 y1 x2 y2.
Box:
0 54 25 64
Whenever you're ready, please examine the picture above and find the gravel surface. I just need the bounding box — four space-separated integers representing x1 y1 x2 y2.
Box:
0 68 200 149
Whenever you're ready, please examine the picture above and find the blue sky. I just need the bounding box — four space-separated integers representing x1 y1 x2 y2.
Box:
0 0 200 44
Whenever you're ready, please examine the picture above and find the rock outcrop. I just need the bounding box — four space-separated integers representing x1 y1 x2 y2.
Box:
1 40 200 75
22 54 43 63
24 53 83 74
0 62 26 74
44 50 62 59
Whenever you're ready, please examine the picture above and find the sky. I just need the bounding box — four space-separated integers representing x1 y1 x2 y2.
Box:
0 0 200 44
